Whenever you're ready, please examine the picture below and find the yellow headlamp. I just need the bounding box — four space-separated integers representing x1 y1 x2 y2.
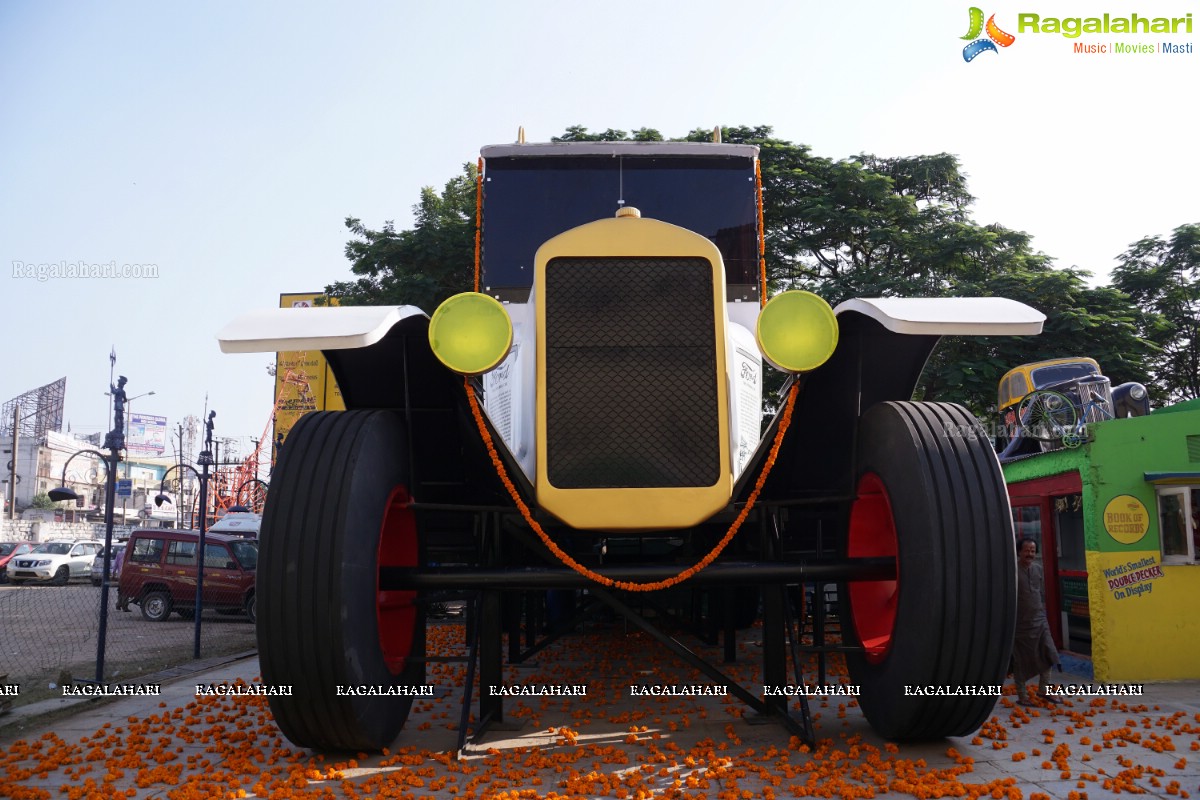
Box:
428 292 514 375
755 290 839 373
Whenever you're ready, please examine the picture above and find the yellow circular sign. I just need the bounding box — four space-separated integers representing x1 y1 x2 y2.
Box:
1103 495 1150 545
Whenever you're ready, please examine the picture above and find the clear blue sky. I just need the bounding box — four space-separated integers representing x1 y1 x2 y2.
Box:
2 0 1196 450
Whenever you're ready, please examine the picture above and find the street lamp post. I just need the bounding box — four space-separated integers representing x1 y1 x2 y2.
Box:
49 449 118 683
154 410 216 659
48 376 135 685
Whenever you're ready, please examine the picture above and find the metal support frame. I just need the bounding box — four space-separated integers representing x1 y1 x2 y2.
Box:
469 512 522 739
478 513 503 730
383 559 893 590
584 584 807 737
760 511 787 719
455 596 481 754
387 500 888 748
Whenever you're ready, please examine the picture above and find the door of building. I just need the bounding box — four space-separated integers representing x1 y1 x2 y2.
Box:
1008 471 1085 652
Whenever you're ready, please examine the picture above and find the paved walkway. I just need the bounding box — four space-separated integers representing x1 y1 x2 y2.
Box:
1 626 1198 799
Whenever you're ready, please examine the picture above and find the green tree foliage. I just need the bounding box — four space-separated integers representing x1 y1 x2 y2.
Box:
682 126 976 300
1111 223 1200 402
31 492 55 509
327 125 1161 413
553 125 664 142
684 126 1154 414
324 164 477 312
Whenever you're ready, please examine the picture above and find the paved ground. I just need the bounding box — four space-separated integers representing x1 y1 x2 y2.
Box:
0 581 257 702
1 622 1198 799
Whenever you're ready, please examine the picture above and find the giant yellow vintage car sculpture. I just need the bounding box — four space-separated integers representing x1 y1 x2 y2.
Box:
220 137 1045 751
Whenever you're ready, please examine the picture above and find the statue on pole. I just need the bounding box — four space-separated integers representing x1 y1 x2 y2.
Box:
103 376 128 451
198 410 216 466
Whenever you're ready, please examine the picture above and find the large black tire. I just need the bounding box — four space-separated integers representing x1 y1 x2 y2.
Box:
52 566 70 586
843 402 1016 740
259 410 425 752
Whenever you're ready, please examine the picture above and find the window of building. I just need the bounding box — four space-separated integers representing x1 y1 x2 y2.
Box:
1156 486 1198 564
1053 493 1090 654
1054 494 1087 570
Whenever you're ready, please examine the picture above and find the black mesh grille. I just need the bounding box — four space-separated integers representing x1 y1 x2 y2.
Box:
545 257 720 488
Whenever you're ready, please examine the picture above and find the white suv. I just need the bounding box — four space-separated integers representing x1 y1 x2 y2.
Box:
9 539 104 585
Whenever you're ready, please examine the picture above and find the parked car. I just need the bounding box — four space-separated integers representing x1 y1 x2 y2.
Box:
207 512 261 538
119 529 258 622
90 542 127 586
8 539 104 585
0 541 35 583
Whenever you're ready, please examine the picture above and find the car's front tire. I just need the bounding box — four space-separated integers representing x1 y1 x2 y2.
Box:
259 410 425 752
844 401 1016 740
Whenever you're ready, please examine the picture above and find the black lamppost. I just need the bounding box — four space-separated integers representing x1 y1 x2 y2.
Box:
50 449 118 683
48 375 132 685
154 410 215 659
228 478 269 514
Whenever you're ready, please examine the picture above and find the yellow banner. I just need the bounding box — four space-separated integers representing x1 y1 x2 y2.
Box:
274 293 345 461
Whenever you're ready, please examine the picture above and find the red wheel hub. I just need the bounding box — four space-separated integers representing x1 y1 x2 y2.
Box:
847 471 899 664
376 486 418 674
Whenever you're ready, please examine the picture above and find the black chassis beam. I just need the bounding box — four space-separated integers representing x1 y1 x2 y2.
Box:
380 558 894 590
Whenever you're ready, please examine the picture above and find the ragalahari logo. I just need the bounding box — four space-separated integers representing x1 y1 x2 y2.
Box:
962 7 1016 61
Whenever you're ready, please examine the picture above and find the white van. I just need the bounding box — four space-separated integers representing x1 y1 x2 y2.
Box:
207 512 261 538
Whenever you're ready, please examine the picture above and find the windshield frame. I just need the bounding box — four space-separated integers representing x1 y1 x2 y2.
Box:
1031 362 1100 389
481 148 760 301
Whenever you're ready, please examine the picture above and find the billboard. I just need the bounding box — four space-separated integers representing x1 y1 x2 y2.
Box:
1 377 66 440
127 413 168 458
274 293 345 461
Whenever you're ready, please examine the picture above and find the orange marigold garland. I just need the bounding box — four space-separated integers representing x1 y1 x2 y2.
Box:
474 157 483 292
755 158 767 308
464 377 799 592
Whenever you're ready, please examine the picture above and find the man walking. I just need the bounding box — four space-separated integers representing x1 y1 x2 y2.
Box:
1013 537 1060 706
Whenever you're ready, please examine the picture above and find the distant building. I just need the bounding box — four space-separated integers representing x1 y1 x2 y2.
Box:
10 430 185 525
